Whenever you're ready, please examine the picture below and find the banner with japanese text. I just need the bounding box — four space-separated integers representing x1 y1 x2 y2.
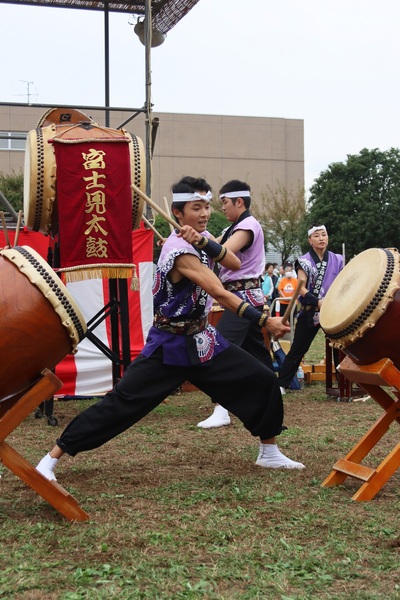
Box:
53 139 133 282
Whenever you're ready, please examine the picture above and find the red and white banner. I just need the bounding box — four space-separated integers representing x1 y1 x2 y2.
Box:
0 225 154 397
0 227 50 256
56 224 153 396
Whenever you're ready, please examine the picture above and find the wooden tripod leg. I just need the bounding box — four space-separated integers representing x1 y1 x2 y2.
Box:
351 443 400 501
322 355 400 501
0 369 89 521
322 390 400 491
0 370 61 442
0 441 89 521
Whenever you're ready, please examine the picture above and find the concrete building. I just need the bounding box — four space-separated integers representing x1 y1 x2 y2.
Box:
0 103 304 214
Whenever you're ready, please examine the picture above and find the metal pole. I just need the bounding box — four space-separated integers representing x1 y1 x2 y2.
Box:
104 1 110 127
144 0 153 217
0 192 19 222
104 1 131 379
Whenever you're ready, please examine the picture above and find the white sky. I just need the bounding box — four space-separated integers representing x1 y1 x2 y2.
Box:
1 0 399 192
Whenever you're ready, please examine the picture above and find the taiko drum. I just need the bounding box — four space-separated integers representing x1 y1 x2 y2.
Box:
320 247 400 369
0 246 87 402
23 109 146 236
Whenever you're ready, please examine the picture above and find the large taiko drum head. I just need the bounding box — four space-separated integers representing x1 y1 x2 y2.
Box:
0 246 87 402
23 110 146 235
320 247 400 368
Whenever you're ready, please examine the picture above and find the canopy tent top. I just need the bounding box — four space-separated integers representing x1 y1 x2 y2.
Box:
0 0 200 32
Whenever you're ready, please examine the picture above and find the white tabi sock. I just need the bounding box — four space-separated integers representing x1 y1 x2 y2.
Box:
256 443 305 469
36 453 59 481
197 404 231 429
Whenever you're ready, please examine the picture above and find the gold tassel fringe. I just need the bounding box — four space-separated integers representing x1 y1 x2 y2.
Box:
130 264 140 291
58 264 135 284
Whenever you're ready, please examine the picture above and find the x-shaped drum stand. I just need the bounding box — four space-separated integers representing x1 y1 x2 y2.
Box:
0 369 89 521
322 356 400 501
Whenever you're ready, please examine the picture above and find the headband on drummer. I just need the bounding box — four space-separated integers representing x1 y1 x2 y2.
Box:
172 191 213 202
219 191 251 199
308 225 327 236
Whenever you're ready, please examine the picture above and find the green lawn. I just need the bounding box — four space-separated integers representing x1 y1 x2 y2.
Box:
0 369 399 599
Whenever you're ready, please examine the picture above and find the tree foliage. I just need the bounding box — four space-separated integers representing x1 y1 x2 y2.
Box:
306 148 400 258
0 170 24 211
208 200 230 238
253 184 306 264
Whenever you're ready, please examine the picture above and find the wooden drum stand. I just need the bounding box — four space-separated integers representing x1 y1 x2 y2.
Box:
322 355 400 501
0 370 89 521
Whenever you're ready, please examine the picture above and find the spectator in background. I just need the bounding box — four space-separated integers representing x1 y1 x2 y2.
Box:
277 265 295 313
262 262 275 307
285 261 297 279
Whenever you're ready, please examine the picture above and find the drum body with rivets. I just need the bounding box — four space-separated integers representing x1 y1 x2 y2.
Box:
320 247 400 369
0 246 87 402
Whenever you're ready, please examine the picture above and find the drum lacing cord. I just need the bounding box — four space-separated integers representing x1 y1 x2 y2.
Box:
50 122 130 143
14 246 86 343
129 133 143 229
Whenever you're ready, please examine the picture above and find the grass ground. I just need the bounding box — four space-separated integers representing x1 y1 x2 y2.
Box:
0 331 399 599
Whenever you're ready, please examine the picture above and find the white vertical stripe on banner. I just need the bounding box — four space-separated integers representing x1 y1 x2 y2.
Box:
139 261 154 342
55 228 154 396
67 279 113 396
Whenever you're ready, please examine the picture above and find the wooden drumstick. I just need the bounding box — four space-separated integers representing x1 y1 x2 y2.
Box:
281 280 303 325
131 184 181 232
14 210 23 247
163 196 174 233
142 215 166 242
0 211 11 247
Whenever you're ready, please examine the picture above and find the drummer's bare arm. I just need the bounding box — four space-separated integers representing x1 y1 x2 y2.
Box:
297 269 308 296
174 255 290 340
207 229 251 268
297 268 322 308
221 229 252 255
178 225 240 270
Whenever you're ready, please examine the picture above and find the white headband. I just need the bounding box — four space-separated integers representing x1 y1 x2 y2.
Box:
172 191 212 202
308 225 327 236
219 190 251 199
